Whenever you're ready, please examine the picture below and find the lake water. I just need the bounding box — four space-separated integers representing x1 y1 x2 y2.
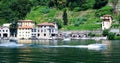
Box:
0 40 120 63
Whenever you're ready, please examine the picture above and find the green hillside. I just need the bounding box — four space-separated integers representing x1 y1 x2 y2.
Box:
25 6 110 30
0 0 120 30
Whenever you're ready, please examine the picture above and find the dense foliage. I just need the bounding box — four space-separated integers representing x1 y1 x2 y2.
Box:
1 0 117 31
93 0 108 9
0 0 32 24
102 29 109 36
0 0 110 24
108 32 115 40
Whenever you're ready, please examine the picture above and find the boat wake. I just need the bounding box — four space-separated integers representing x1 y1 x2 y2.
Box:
0 42 107 51
42 44 107 51
0 42 24 47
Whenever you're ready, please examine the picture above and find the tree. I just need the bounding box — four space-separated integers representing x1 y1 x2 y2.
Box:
102 29 109 36
48 0 55 8
62 9 68 25
108 32 115 40
111 0 119 14
10 0 32 19
0 0 33 23
116 14 120 33
93 0 108 9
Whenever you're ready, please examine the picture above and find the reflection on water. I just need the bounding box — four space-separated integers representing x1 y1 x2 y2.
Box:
0 40 120 63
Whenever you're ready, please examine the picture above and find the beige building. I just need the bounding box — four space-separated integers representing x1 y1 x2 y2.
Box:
101 15 112 30
17 20 35 39
36 22 58 39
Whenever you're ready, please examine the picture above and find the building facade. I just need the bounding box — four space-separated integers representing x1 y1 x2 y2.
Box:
36 22 58 39
101 15 112 30
17 20 35 39
0 26 10 38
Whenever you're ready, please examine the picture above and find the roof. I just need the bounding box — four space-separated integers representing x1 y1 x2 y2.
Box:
101 14 113 20
0 26 9 29
18 20 33 22
37 22 55 26
18 26 33 29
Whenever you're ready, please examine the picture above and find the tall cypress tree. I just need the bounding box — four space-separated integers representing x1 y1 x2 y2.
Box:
62 9 68 25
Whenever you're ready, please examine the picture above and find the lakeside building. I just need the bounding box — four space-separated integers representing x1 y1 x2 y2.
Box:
101 15 112 30
17 20 58 39
36 22 58 39
0 26 10 38
17 20 35 39
0 23 11 39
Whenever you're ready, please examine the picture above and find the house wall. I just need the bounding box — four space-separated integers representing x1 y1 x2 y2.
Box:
17 20 34 39
0 27 10 38
17 28 32 39
35 25 58 39
101 16 112 30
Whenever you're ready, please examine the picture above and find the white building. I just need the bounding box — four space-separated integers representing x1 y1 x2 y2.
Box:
36 22 58 39
0 26 10 38
17 20 35 39
101 15 112 30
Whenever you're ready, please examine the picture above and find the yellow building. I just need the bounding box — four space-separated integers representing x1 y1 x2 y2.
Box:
17 20 35 39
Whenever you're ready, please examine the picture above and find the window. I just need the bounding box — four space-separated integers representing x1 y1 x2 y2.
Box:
34 29 36 32
103 22 104 26
6 30 8 32
0 30 1 32
32 29 34 32
3 30 4 32
44 29 46 32
49 29 51 32
38 34 40 36
41 30 43 32
44 34 46 36
52 29 54 32
51 34 55 36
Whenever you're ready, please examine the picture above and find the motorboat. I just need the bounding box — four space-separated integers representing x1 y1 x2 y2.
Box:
87 44 106 50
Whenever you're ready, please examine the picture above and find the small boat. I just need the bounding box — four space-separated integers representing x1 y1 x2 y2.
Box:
63 38 71 41
87 44 106 50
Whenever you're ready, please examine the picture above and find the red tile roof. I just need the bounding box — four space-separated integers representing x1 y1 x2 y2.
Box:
103 14 112 17
37 22 55 26
18 20 33 22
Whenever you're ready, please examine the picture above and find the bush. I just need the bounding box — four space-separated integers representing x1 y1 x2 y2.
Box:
93 0 108 9
74 17 87 26
40 7 50 14
107 32 115 40
95 6 112 17
88 32 95 37
102 29 109 36
114 36 120 40
49 18 62 29
74 7 81 12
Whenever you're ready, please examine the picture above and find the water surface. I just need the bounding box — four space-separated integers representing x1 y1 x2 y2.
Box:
0 40 120 63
